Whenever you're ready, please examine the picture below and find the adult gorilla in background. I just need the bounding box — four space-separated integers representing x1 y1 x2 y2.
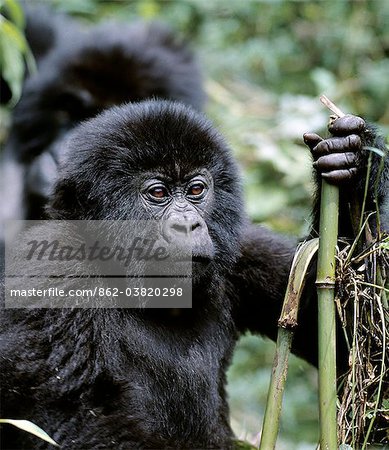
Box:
1 7 389 450
0 8 204 224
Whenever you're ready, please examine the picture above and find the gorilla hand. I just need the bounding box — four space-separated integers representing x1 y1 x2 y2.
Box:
303 114 366 184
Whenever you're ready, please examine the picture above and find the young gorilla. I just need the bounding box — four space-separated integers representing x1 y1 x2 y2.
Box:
1 99 388 449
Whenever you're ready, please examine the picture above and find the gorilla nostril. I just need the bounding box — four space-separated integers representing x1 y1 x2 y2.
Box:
191 222 201 232
170 221 201 235
171 223 189 235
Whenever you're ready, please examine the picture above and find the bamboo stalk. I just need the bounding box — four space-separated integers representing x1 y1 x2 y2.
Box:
316 182 339 449
259 328 292 450
316 94 343 449
260 239 319 450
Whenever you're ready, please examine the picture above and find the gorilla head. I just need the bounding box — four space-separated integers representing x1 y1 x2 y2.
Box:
48 100 245 279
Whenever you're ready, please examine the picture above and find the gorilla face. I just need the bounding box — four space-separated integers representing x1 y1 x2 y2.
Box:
48 100 245 278
139 168 215 262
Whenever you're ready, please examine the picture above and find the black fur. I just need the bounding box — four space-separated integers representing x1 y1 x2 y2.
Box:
13 20 204 165
1 8 389 450
1 101 245 449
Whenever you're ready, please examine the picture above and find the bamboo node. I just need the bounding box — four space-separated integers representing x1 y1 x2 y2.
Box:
278 317 298 330
315 281 336 289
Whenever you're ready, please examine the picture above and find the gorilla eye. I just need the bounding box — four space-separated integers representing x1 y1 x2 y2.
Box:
187 182 205 197
148 186 168 200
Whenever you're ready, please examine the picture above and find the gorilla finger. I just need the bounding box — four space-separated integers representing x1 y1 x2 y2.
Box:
312 135 361 157
313 152 356 172
321 168 358 184
328 114 365 136
303 133 323 150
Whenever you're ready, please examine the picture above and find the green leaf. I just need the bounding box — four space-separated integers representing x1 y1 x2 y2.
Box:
1 16 27 52
0 19 25 104
279 238 319 328
2 0 25 28
0 419 59 446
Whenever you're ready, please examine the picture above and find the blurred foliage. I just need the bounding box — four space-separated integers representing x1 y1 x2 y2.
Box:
227 334 319 448
0 0 35 104
2 0 389 447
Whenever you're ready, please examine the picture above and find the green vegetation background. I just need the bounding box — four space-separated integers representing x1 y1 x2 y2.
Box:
1 1 388 448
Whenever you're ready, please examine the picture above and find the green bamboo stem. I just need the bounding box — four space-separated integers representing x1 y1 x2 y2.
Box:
261 95 341 449
259 328 293 450
316 180 339 450
260 239 319 450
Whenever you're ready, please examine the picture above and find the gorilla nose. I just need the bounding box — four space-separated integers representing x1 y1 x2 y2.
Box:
170 221 201 236
162 215 215 261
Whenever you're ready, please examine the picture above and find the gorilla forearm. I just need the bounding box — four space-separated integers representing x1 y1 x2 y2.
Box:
307 116 389 237
233 117 388 367
230 226 296 340
230 225 320 366
347 123 389 233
